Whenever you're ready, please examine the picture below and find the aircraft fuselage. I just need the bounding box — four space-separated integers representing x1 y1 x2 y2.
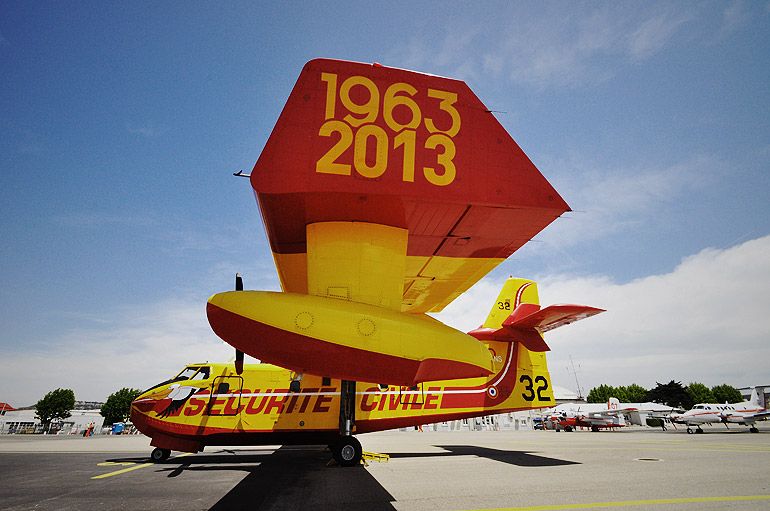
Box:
131 339 553 454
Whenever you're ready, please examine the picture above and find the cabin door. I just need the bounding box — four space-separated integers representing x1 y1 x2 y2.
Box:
207 375 243 416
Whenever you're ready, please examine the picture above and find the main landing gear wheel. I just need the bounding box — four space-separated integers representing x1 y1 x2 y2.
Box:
333 436 362 467
750 426 759 433
151 447 171 462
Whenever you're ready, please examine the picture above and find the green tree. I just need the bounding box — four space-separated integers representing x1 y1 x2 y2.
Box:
100 388 143 425
647 380 693 409
624 384 648 402
35 388 75 431
612 386 630 402
712 384 743 404
587 384 618 403
686 382 715 404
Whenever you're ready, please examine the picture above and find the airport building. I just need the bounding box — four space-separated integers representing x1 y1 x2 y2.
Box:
0 407 105 435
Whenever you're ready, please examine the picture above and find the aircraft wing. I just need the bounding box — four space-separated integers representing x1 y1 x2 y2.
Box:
587 410 622 418
250 58 570 314
725 410 770 423
208 59 576 385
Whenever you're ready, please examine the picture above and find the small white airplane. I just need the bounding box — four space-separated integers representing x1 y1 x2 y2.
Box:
547 398 679 432
671 387 769 434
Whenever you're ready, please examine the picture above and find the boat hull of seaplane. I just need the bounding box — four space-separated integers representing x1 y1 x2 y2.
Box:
207 290 494 386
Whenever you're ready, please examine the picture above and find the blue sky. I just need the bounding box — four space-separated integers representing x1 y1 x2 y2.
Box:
2 2 769 405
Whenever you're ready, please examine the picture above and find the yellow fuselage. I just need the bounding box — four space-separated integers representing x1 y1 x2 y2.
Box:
131 340 552 453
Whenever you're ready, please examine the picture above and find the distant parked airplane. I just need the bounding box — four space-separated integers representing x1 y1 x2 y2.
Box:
547 398 678 432
671 387 769 434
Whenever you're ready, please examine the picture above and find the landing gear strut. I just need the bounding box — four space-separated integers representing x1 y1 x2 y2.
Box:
333 380 362 467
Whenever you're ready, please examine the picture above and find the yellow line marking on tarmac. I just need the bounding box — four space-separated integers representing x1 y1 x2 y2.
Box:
473 495 770 510
91 452 192 479
91 462 154 479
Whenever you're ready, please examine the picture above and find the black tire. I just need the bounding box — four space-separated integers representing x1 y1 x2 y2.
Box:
332 436 362 467
151 447 171 462
591 425 599 432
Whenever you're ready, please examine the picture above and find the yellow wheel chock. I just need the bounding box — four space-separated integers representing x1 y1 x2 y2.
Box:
361 451 389 466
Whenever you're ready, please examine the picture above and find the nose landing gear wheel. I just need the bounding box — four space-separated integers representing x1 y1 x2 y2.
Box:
332 436 362 467
151 447 171 462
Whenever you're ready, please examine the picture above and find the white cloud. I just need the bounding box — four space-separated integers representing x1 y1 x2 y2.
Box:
533 154 715 249
493 8 622 89
626 10 692 62
717 1 750 40
0 298 237 406
436 234 770 394
393 5 695 90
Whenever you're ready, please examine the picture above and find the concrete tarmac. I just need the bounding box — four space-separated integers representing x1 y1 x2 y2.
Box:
1 425 769 510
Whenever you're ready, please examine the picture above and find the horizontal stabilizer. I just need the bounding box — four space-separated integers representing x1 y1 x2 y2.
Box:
503 304 605 333
468 303 604 352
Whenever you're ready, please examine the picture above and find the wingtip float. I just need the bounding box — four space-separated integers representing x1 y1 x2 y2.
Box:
207 290 494 386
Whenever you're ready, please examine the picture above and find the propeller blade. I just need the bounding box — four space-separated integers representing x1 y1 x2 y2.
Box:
235 349 244 375
235 273 244 374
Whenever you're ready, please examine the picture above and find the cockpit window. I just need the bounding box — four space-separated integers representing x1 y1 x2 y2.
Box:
191 367 210 380
172 366 211 382
174 367 200 381
140 366 212 395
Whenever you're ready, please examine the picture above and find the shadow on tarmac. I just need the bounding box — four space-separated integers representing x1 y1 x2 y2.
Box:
389 444 580 467
104 443 577 510
111 446 398 510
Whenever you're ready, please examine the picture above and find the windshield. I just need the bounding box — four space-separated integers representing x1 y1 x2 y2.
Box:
140 366 211 395
173 366 211 382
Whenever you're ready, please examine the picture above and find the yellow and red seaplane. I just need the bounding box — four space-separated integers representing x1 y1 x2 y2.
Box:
131 58 603 465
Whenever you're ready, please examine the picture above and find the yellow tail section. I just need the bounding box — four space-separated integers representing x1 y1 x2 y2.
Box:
482 278 540 329
479 278 553 404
